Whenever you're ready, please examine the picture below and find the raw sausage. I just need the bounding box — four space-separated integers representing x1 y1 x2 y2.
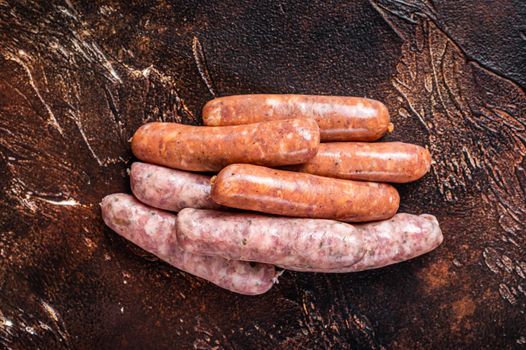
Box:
100 193 276 295
130 162 221 212
211 164 400 222
202 94 390 141
177 209 443 272
131 119 320 171
279 213 443 272
288 142 432 183
101 194 276 295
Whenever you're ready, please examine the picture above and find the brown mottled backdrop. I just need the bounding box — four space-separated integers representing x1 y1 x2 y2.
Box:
0 1 525 349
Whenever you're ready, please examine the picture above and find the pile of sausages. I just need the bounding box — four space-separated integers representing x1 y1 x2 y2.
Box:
101 94 443 295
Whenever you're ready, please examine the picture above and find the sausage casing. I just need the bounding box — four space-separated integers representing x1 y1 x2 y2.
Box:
130 162 221 212
202 94 390 141
289 142 432 183
211 164 399 222
131 119 320 171
100 193 276 295
177 209 443 272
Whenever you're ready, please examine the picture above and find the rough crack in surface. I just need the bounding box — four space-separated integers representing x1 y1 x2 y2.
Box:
192 36 217 98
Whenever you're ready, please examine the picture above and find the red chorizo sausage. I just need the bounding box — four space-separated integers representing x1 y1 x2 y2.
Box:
130 162 221 212
131 119 320 171
288 142 432 183
100 193 276 295
177 209 443 272
211 164 399 222
202 94 390 141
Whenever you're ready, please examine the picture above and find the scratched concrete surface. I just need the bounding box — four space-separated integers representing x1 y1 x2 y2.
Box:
0 0 525 349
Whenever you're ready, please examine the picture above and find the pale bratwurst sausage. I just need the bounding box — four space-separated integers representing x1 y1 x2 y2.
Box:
211 164 400 222
131 119 320 172
176 209 443 272
100 194 276 295
202 94 390 142
130 162 221 212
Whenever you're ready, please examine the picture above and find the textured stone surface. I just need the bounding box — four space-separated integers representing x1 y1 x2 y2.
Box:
0 0 525 348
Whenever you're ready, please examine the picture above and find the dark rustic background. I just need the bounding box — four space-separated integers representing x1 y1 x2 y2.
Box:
1 0 525 349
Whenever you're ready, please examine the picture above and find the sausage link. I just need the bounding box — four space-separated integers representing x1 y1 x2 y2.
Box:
177 209 443 272
131 119 320 171
100 193 276 295
130 162 221 212
288 142 432 183
211 164 399 222
202 94 390 141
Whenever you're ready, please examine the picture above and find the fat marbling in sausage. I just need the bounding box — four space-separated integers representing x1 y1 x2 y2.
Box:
177 209 443 272
101 193 276 295
288 142 431 183
130 162 221 212
203 94 390 142
211 164 399 222
131 119 319 171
